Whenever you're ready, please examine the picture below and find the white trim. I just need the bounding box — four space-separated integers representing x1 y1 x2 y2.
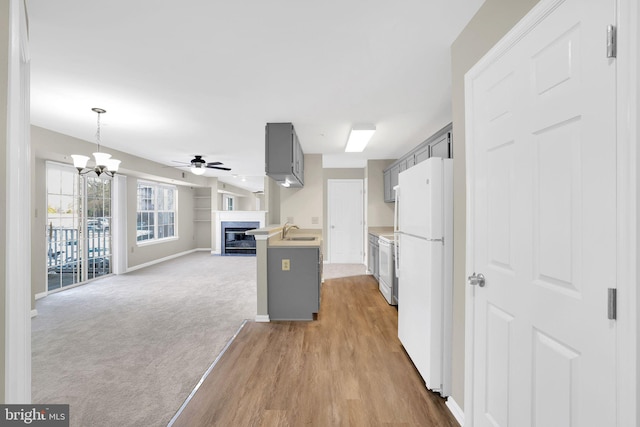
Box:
194 247 212 252
136 236 179 247
5 0 31 403
35 292 47 300
112 175 128 275
30 310 37 319
254 314 270 323
446 397 465 426
126 249 198 273
615 0 639 426
212 211 267 254
464 1 638 426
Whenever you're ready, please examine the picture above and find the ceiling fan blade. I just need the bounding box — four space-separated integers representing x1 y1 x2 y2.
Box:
206 161 223 166
207 166 231 171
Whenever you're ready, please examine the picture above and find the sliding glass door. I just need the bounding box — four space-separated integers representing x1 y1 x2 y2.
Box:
85 177 112 280
46 162 112 292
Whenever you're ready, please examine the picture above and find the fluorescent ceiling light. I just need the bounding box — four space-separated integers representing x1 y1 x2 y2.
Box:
345 125 376 152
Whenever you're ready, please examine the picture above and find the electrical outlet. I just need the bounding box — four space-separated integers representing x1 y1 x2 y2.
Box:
282 259 290 271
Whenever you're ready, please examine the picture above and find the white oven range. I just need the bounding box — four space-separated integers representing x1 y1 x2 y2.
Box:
378 234 396 305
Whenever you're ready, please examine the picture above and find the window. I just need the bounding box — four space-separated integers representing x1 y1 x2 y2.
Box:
223 194 234 211
137 181 177 242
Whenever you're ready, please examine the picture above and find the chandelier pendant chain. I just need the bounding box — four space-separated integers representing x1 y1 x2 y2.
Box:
92 107 106 152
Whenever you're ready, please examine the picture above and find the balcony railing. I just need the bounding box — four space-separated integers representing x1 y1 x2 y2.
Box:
47 227 112 289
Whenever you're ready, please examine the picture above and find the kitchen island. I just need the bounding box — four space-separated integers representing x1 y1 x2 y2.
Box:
247 226 323 321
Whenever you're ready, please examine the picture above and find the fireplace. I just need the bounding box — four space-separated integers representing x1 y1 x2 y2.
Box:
221 221 260 255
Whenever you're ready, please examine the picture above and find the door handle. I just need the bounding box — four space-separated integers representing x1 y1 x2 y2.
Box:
468 272 485 287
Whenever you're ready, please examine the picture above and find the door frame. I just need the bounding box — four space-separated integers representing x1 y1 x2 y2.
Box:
326 179 364 264
463 0 638 426
5 0 31 403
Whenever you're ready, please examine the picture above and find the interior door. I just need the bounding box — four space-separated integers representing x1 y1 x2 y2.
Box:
327 179 363 263
466 0 617 426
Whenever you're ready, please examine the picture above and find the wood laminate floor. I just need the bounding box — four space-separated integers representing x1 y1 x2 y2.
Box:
172 274 458 427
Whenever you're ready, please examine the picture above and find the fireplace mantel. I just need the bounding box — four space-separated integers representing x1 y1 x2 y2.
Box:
212 211 267 255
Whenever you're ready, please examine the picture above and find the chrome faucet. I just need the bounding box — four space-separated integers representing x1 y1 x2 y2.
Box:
281 222 299 239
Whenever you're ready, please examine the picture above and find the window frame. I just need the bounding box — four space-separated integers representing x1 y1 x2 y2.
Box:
136 180 178 245
223 194 235 211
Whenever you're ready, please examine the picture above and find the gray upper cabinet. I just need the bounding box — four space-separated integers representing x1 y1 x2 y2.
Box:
383 123 452 203
265 122 304 187
383 168 393 203
429 133 451 159
413 143 430 164
384 164 400 203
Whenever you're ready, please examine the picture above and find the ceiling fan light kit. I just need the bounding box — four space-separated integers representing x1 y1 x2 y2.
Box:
185 155 231 175
71 108 121 177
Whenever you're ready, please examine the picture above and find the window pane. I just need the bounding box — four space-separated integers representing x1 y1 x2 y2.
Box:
136 182 176 242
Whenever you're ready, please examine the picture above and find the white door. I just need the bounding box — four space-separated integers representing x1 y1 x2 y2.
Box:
466 0 617 426
327 179 363 263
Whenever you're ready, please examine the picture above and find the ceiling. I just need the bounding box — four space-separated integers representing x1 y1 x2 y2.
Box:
27 0 484 192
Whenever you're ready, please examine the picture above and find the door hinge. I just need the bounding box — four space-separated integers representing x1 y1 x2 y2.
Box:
608 288 617 320
607 25 617 58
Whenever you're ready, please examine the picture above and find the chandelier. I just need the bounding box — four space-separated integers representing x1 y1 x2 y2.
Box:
71 108 121 177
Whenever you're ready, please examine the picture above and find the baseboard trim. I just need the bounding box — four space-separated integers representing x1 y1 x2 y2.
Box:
126 249 198 273
30 309 38 318
446 397 464 426
195 247 212 252
35 291 47 300
255 314 270 323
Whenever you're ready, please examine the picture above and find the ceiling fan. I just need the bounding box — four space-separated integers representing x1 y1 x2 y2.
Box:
173 155 231 175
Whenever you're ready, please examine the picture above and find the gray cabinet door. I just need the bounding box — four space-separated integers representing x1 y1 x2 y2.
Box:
414 143 430 164
267 247 320 320
383 169 393 203
389 165 400 201
265 122 304 187
429 133 451 158
294 135 304 185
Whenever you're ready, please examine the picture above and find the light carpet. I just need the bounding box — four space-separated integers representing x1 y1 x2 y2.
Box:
32 252 257 427
32 258 366 426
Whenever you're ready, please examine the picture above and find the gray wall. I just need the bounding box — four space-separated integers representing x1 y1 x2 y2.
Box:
30 126 213 298
217 181 259 211
0 0 9 404
366 160 395 228
126 178 197 268
280 154 324 228
450 0 541 408
265 176 280 225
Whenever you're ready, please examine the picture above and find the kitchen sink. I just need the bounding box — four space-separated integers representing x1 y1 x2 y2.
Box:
284 236 316 241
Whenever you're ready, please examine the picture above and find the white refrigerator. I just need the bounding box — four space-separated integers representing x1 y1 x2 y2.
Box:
394 156 453 396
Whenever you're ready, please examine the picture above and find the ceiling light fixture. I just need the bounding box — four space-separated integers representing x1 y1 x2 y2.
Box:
345 124 376 152
190 157 206 175
71 108 121 177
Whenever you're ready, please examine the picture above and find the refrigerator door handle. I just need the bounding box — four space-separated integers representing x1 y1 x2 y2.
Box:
393 185 400 275
393 185 400 233
394 237 400 276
